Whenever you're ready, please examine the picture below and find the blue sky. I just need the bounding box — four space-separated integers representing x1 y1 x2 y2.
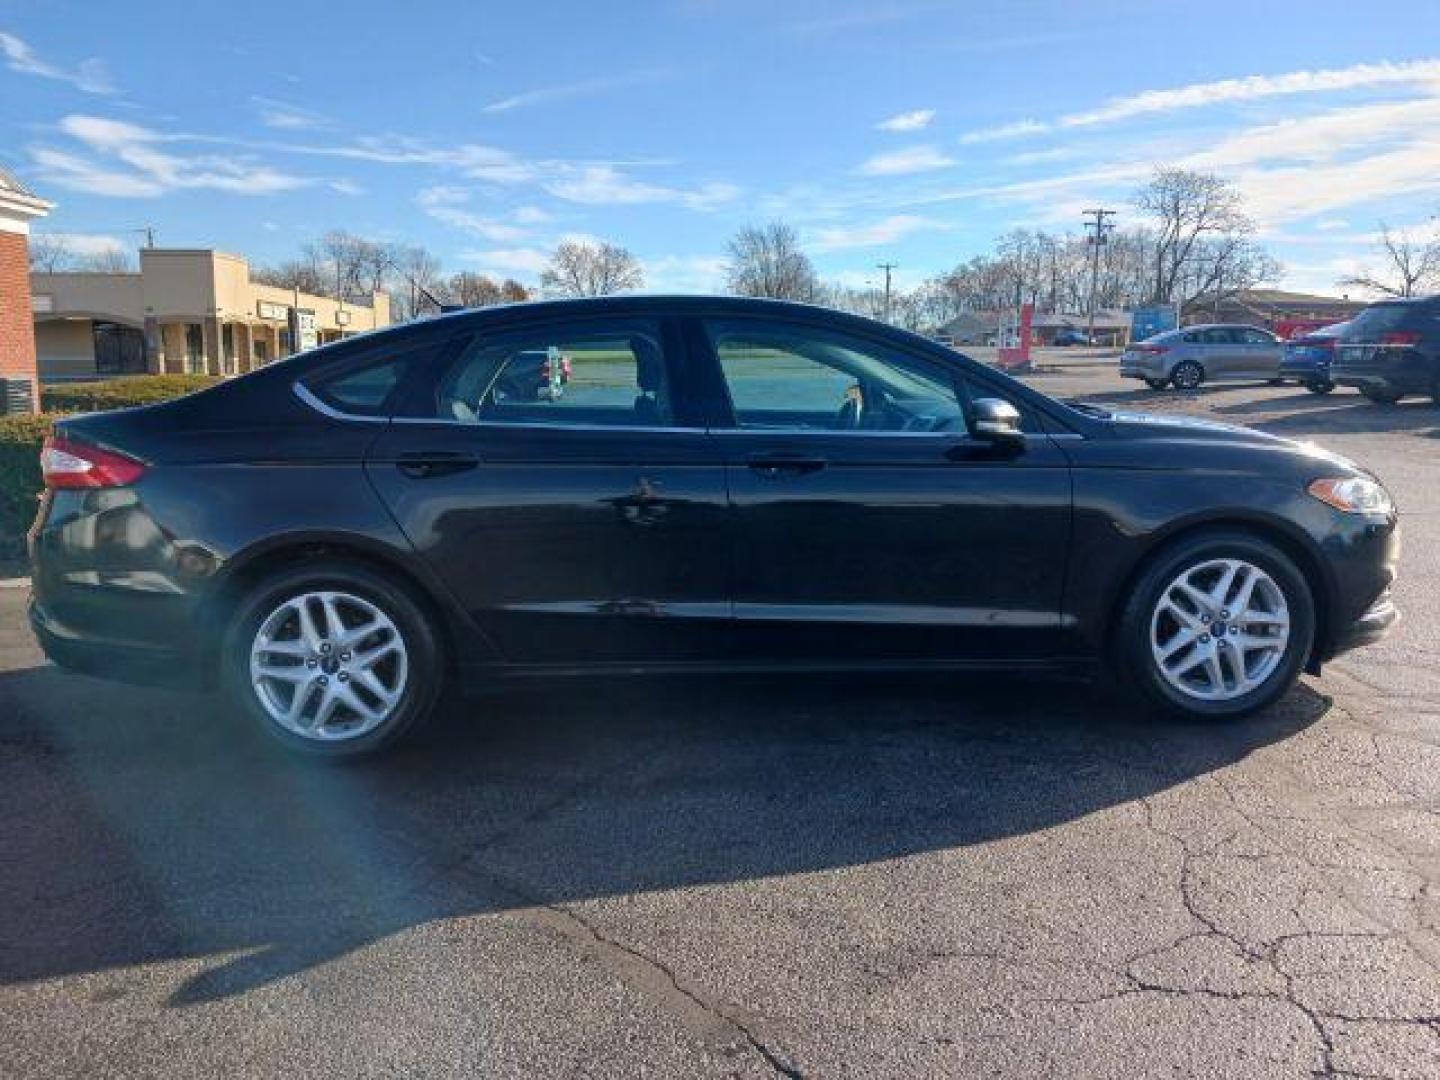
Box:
4 0 1440 295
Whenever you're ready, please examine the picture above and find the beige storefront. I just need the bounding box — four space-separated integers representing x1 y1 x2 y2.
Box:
30 248 391 381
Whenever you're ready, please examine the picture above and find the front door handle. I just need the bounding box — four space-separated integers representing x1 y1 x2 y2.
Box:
396 451 479 479
745 452 828 478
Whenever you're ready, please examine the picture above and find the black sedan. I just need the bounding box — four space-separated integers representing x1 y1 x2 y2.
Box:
27 296 1400 757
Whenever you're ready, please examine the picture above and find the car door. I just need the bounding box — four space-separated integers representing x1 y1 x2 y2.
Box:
692 314 1074 664
1201 327 1245 379
1241 328 1282 377
364 315 730 666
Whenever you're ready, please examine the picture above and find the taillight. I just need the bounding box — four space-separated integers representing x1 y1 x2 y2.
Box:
1137 344 1169 354
1381 331 1422 346
40 435 146 490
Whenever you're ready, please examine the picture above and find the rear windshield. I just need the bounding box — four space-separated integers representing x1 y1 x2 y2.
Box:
1344 302 1437 341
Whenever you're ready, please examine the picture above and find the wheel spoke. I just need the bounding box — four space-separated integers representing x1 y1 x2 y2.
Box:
294 599 324 651
338 615 386 648
257 638 309 658
1157 628 1196 663
1210 562 1241 608
1218 643 1247 691
320 594 346 642
352 636 400 671
255 660 311 683
285 677 319 723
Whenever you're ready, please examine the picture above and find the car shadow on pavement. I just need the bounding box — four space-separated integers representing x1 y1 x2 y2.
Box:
1209 393 1440 436
0 664 1331 1006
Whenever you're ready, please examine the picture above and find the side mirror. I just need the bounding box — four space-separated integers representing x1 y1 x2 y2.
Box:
970 398 1024 443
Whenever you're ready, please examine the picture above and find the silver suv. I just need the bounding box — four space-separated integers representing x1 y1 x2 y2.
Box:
1120 324 1283 390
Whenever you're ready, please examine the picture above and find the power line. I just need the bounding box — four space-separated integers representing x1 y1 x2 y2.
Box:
1082 208 1116 344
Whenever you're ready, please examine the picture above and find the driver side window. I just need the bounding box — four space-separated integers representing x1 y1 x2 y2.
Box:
707 319 964 433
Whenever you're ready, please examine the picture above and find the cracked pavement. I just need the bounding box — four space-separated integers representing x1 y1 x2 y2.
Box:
2 367 1438 1078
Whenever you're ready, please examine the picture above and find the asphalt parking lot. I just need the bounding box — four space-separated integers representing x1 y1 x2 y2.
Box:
3 362 1439 1079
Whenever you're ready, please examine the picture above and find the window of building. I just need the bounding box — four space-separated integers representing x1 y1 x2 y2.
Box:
184 324 205 374
93 322 146 376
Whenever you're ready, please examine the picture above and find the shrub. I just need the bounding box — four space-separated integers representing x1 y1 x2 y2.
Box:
0 413 54 558
41 374 221 413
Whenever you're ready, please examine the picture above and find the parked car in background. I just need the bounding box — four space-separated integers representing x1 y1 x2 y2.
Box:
1053 328 1091 347
1120 324 1283 390
1278 321 1349 395
1332 296 1440 404
28 297 1398 758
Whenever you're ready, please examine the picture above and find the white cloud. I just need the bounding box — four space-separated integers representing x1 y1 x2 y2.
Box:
458 247 551 276
858 144 955 176
1315 218 1350 231
328 178 363 195
426 206 531 243
1063 57 1440 128
812 214 943 251
543 165 739 210
31 114 315 197
958 119 1048 144
0 31 113 93
482 70 670 113
877 109 935 132
252 96 329 130
415 184 469 207
33 231 126 256
513 205 551 224
958 57 1440 143
640 255 727 293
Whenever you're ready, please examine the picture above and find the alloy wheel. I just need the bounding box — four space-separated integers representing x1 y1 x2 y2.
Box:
248 590 409 741
1172 362 1203 391
1148 558 1290 702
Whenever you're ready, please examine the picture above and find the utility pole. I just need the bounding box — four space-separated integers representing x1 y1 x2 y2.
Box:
1082 208 1116 344
876 261 897 323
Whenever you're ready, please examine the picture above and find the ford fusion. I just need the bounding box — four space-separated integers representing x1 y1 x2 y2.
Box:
28 297 1399 757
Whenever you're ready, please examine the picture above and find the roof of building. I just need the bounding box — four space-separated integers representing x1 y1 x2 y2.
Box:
0 165 35 197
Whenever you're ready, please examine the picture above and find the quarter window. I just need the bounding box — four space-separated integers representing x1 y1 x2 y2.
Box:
430 321 673 428
706 319 969 434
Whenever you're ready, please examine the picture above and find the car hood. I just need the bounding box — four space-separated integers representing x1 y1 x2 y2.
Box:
1094 408 1371 477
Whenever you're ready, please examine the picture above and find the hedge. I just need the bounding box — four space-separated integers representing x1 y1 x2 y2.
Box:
41 374 221 414
0 413 54 558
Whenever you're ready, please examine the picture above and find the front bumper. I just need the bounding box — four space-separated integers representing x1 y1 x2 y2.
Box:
1329 591 1399 658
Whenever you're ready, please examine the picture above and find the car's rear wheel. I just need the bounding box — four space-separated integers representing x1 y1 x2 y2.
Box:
1171 360 1204 391
224 561 444 757
1305 379 1335 395
1267 378 1286 386
1362 388 1402 404
1144 377 1169 390
1117 532 1314 719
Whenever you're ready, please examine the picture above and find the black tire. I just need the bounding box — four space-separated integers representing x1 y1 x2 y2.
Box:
1305 379 1335 395
1171 360 1204 391
1267 378 1287 386
1144 378 1170 390
1114 531 1315 720
1362 388 1402 405
223 561 445 758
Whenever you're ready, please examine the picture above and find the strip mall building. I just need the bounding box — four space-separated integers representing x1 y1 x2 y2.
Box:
30 248 391 382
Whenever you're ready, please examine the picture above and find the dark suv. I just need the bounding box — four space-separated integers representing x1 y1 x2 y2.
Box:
1332 296 1440 404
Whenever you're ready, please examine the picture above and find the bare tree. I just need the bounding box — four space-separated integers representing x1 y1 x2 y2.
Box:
253 258 326 294
1134 168 1252 305
724 222 818 301
445 271 505 308
540 240 643 297
386 243 444 320
75 248 136 273
1338 223 1440 298
27 233 74 272
499 279 530 303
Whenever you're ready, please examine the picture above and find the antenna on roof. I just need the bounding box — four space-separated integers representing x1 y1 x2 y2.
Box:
381 253 445 315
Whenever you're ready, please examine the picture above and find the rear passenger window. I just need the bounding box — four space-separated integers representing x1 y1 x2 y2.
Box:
427 320 674 428
305 354 414 416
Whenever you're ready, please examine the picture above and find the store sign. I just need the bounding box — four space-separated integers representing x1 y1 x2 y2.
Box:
295 309 319 351
257 300 288 320
31 294 53 314
335 309 351 326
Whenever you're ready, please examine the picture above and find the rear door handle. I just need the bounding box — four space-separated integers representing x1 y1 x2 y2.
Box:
396 451 479 479
745 452 828 478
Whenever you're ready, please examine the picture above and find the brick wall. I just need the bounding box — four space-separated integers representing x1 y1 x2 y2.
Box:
0 229 39 412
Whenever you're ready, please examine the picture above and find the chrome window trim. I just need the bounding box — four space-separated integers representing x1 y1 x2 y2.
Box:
293 381 388 424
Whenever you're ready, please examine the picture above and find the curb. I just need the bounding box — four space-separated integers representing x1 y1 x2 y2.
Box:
0 577 30 590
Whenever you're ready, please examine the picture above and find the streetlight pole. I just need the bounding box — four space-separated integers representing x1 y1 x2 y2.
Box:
876 262 897 323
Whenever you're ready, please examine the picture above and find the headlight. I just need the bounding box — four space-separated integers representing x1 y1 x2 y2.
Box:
1307 477 1394 514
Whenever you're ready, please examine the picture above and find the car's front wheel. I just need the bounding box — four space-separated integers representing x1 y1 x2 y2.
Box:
1363 388 1402 404
1117 532 1314 719
1170 360 1205 391
224 561 444 757
1305 379 1335 395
